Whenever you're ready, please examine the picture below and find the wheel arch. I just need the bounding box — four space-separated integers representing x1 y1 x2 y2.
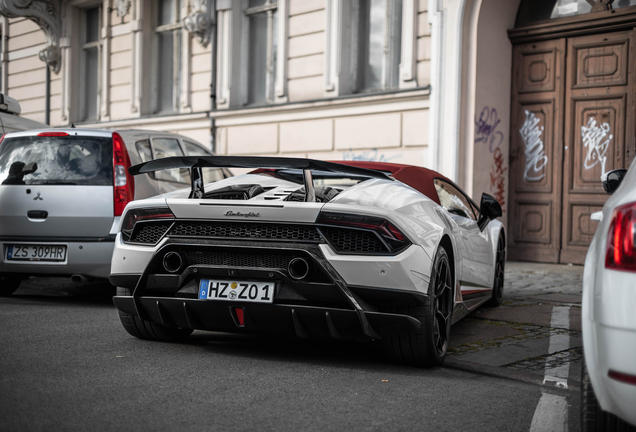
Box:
438 234 456 296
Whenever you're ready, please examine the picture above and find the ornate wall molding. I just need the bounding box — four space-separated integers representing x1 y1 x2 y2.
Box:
0 0 61 73
183 0 213 47
114 0 131 18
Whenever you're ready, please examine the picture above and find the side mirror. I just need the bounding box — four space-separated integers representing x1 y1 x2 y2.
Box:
477 193 502 231
602 169 627 195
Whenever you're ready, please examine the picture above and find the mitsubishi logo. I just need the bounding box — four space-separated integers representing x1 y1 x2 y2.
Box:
33 192 43 201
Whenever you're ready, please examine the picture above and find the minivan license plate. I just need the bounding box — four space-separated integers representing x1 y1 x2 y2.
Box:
198 279 273 304
6 245 67 262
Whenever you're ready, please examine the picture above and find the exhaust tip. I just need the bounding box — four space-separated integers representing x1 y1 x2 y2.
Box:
288 258 310 280
70 274 89 283
163 252 185 273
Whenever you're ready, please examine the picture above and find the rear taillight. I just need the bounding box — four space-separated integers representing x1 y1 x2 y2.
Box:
0 134 5 146
113 132 135 216
120 207 174 242
317 211 411 253
605 202 636 272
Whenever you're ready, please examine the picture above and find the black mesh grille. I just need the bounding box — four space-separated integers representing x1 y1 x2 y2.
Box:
130 221 173 244
320 227 388 253
185 250 331 283
187 250 294 268
170 221 322 242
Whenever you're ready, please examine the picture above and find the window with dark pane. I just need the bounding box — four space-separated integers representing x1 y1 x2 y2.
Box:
245 0 278 105
354 0 403 93
81 6 101 121
155 0 180 113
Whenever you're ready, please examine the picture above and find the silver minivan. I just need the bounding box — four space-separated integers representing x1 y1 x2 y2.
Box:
0 128 230 295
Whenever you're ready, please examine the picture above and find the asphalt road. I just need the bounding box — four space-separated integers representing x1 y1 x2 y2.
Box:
0 278 580 432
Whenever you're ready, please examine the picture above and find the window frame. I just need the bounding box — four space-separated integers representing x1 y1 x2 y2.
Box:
433 178 478 221
216 0 288 109
152 0 182 114
243 0 278 106
79 5 102 122
149 136 190 184
324 0 417 97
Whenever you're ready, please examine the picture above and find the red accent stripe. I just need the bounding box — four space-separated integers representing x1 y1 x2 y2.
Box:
609 369 636 386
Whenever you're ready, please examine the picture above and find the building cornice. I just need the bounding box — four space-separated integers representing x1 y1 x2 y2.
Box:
0 0 61 73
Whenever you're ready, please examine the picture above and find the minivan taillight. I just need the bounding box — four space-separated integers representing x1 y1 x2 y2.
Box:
113 132 135 216
605 202 636 273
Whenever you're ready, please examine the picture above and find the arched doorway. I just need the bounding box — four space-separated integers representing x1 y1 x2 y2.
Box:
507 0 636 264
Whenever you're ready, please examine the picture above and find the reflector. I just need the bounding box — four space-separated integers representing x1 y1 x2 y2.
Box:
235 308 245 326
609 369 636 386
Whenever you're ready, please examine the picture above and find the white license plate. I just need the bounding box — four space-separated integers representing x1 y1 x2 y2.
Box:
198 279 274 304
6 244 67 262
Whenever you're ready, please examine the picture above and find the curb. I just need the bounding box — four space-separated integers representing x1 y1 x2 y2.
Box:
443 357 581 393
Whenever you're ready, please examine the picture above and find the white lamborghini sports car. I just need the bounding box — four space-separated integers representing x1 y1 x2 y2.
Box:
110 157 505 367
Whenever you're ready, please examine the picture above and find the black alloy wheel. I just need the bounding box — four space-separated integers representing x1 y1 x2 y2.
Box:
487 234 505 307
381 246 454 367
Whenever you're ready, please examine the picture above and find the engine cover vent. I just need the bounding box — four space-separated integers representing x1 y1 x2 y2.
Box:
204 184 266 200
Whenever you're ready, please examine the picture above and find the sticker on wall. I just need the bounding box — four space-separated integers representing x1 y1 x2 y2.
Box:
519 110 548 182
581 117 612 176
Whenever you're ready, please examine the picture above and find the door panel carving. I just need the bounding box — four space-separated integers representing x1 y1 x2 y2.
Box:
519 49 557 93
515 101 554 193
570 96 625 192
573 38 629 88
513 201 552 245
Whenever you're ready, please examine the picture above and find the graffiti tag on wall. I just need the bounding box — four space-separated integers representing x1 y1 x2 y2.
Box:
519 110 548 182
489 148 507 213
475 106 508 214
581 117 612 176
342 149 400 163
475 107 504 152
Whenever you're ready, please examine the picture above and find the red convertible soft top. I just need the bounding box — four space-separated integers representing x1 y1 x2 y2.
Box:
330 161 449 205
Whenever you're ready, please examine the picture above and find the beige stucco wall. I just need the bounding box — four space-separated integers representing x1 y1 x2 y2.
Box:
3 0 431 167
216 0 431 166
470 0 521 229
6 18 62 125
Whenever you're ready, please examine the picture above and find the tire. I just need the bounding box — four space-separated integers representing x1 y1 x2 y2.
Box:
0 273 22 297
116 287 193 342
581 358 636 432
486 234 505 307
382 246 454 368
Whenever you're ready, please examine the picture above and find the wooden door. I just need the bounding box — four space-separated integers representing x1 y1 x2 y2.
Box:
560 31 634 264
508 39 566 263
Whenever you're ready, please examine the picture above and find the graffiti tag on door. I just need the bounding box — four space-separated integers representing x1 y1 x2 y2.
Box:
519 110 548 182
581 117 612 176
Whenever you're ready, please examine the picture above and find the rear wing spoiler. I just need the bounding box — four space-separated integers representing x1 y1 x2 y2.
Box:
129 156 393 200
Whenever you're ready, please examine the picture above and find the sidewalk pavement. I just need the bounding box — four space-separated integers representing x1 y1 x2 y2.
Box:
445 261 584 390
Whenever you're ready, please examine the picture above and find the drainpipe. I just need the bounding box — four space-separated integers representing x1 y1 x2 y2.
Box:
210 0 217 153
45 66 50 125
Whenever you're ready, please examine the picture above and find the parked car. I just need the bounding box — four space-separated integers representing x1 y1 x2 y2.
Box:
0 128 231 296
110 157 505 368
0 93 49 133
581 160 636 431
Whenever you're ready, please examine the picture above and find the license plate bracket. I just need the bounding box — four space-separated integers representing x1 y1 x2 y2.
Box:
6 244 67 262
198 279 274 304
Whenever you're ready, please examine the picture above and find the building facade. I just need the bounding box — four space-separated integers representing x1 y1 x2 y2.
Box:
1 0 635 264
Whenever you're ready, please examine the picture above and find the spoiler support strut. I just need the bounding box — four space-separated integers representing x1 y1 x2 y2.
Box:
129 155 393 200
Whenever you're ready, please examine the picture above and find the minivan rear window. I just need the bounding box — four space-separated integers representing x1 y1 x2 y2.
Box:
0 135 113 185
